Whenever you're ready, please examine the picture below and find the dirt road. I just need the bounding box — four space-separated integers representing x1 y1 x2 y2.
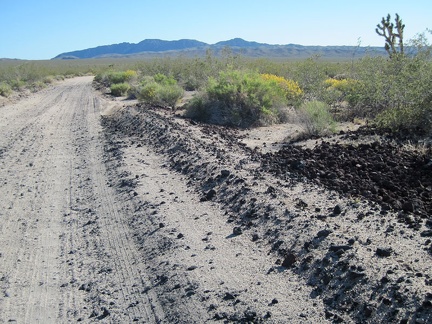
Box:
1 77 430 323
0 76 166 322
0 77 328 323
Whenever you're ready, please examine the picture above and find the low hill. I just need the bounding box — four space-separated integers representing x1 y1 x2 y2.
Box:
53 38 386 60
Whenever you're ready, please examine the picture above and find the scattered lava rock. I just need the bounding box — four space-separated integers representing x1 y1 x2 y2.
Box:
261 133 432 227
281 252 297 268
376 247 392 257
332 204 343 215
201 189 217 201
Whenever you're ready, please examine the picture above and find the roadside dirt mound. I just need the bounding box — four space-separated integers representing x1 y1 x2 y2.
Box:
101 102 432 323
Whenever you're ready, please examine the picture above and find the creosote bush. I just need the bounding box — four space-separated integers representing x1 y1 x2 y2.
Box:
0 82 12 97
323 77 362 107
137 74 183 107
297 100 336 136
185 70 293 127
95 70 137 86
110 83 130 97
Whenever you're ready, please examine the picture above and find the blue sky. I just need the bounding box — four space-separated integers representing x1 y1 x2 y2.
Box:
1 0 431 60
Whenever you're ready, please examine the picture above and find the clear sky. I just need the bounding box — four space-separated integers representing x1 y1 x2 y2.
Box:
1 0 431 60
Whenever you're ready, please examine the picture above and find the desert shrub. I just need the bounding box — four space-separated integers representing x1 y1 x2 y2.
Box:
156 83 184 107
323 77 363 106
374 102 432 133
137 74 183 107
0 82 12 97
350 33 432 132
95 70 138 86
43 75 54 84
290 56 328 100
9 79 26 90
185 69 289 127
260 73 303 106
183 76 200 91
297 100 336 136
109 70 137 84
184 94 211 121
153 73 177 86
30 81 47 92
110 83 130 97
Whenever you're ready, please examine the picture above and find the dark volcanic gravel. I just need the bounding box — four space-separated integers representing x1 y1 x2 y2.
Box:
261 138 432 228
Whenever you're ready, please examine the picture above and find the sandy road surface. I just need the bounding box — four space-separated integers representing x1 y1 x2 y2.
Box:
0 77 166 322
0 77 329 323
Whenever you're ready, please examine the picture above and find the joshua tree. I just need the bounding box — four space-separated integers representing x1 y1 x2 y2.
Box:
376 13 405 57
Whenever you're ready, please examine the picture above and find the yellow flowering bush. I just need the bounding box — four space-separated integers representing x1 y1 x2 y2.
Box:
324 78 358 92
323 78 362 106
260 73 303 105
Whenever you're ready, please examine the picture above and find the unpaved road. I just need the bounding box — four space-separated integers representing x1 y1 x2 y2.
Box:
0 76 168 322
1 77 431 323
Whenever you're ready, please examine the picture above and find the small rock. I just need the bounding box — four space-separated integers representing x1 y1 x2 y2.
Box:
251 233 260 242
223 292 236 300
177 233 184 239
333 204 343 215
187 265 197 271
220 170 230 177
201 189 216 201
78 283 92 292
233 227 243 235
316 229 332 239
402 201 414 213
282 252 297 268
376 247 392 257
420 230 432 237
244 309 257 320
329 245 352 252
97 307 110 320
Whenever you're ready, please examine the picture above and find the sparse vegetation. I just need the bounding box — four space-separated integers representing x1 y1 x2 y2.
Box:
297 100 336 136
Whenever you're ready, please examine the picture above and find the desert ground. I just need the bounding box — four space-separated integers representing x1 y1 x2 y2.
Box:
0 76 431 323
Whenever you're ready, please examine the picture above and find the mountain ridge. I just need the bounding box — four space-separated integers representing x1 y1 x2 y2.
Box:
53 38 386 60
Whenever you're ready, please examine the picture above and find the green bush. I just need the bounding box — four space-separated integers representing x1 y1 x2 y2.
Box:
110 83 130 97
184 94 211 121
157 83 184 107
42 75 54 84
108 70 137 84
186 69 289 127
137 74 183 107
0 82 12 97
153 73 177 86
30 81 47 92
9 79 26 90
95 70 138 86
297 100 336 136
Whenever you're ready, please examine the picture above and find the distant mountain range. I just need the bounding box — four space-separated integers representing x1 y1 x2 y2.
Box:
53 38 386 60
